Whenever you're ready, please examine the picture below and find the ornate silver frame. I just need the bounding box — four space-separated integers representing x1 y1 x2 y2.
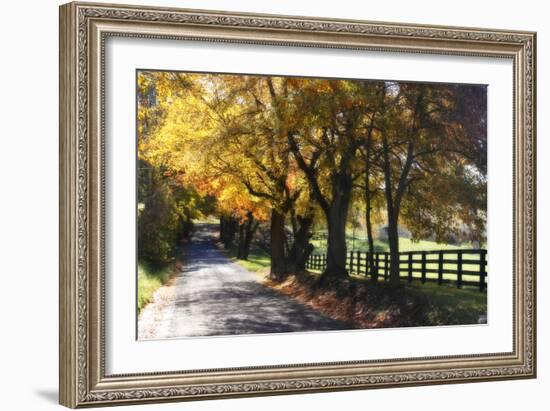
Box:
59 1 536 408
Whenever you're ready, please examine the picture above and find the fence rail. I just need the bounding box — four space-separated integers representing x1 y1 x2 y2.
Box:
306 249 487 291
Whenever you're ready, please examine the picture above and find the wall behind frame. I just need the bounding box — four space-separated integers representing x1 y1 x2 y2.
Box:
0 0 546 410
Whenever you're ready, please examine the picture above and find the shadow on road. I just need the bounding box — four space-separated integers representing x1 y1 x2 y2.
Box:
139 223 349 339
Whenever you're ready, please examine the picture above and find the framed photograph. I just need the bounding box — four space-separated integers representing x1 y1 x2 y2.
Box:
59 1 536 408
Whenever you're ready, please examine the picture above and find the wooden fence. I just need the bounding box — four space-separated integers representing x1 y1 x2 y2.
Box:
306 249 487 291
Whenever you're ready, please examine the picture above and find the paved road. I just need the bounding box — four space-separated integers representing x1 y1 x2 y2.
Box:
138 225 348 340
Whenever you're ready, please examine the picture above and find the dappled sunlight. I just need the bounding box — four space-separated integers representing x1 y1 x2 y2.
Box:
139 225 348 340
264 273 486 329
137 71 487 338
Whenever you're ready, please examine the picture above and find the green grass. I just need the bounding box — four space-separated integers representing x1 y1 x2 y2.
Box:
311 234 473 254
223 246 271 273
137 261 174 313
310 234 486 284
309 263 484 285
216 225 486 325
303 269 486 325
222 243 486 325
404 282 486 324
303 237 487 325
194 216 220 225
354 272 487 324
195 219 270 273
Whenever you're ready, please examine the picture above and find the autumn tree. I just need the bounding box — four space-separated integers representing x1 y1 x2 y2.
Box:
136 71 216 264
372 82 487 284
286 79 382 282
197 75 314 278
140 72 316 276
137 69 487 290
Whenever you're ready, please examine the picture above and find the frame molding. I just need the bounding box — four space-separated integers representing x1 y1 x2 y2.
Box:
59 2 536 408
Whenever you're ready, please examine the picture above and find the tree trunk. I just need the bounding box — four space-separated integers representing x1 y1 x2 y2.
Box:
237 222 246 259
366 200 377 280
325 209 349 279
222 216 237 249
365 132 377 280
386 212 401 285
381 135 403 286
269 209 288 281
289 214 314 272
287 130 355 283
242 213 257 260
219 216 225 242
323 174 352 280
181 217 193 241
236 213 257 260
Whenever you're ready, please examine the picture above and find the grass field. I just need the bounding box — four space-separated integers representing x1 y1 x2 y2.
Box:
311 234 473 254
310 234 486 285
137 261 174 313
309 261 485 285
223 245 271 274
226 239 485 288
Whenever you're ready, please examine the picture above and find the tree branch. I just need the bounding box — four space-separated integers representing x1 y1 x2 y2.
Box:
287 132 330 214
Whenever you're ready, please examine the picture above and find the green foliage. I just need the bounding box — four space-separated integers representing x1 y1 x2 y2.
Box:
137 261 173 313
138 164 181 264
137 159 216 265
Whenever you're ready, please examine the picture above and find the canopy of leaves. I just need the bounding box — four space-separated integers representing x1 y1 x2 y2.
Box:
137 70 487 266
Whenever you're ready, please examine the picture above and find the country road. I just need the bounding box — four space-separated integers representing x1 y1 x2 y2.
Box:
138 224 348 340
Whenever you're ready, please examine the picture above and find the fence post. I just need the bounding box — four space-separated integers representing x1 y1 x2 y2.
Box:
479 250 486 291
322 254 326 271
375 253 380 280
457 251 463 288
384 253 389 281
421 251 427 283
408 253 413 282
349 251 354 275
358 251 363 277
438 251 444 285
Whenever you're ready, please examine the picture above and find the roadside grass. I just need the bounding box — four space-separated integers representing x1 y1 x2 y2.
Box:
196 219 271 274
235 248 271 273
137 261 174 313
212 224 486 327
405 282 487 324
269 271 487 327
194 217 220 225
352 272 487 325
221 245 486 326
222 245 271 275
